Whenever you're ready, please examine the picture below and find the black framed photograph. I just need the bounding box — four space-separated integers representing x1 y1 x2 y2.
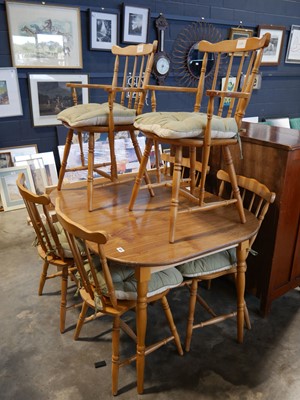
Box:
90 10 119 51
258 25 285 66
122 4 149 44
285 25 300 64
28 74 89 127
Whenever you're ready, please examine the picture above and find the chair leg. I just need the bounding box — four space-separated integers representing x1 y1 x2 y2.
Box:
236 241 248 343
111 316 121 396
77 132 85 166
185 278 198 352
74 301 89 340
38 260 49 295
222 145 246 224
129 138 154 211
169 146 183 243
57 128 74 190
129 130 152 187
160 296 183 355
60 266 68 334
87 132 95 212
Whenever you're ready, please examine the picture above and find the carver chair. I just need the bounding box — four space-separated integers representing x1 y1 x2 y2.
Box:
16 173 78 333
129 33 271 243
57 40 158 211
55 197 183 395
176 169 276 350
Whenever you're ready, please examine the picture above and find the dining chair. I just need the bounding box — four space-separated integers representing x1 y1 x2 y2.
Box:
55 197 184 395
176 169 276 350
56 40 158 211
129 33 271 243
16 173 78 333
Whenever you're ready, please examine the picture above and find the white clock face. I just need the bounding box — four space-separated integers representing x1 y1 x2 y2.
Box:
156 57 170 75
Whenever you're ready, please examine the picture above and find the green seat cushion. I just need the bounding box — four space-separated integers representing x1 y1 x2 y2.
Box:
176 248 236 278
134 112 238 139
57 103 136 127
290 118 300 130
83 259 183 302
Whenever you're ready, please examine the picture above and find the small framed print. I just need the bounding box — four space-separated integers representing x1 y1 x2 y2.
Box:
0 165 35 211
28 74 89 127
90 10 119 51
6 1 82 68
285 25 300 64
0 68 23 118
258 25 285 66
229 27 253 56
0 152 13 168
122 4 149 44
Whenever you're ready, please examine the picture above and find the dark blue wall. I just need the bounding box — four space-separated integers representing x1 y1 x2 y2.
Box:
1 0 300 167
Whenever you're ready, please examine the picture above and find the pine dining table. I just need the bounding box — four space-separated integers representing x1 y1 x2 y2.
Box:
50 177 259 394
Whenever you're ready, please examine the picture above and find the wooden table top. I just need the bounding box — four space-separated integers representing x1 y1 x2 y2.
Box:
50 180 259 268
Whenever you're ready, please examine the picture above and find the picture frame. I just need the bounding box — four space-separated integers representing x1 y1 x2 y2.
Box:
28 74 89 127
285 25 300 64
90 9 119 51
0 68 23 118
6 1 83 69
221 77 237 106
15 152 58 187
15 157 48 195
229 27 253 56
0 145 38 163
0 165 35 211
0 152 13 168
122 4 149 44
258 25 285 66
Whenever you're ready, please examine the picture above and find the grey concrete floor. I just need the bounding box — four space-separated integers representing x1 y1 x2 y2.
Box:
1 207 300 400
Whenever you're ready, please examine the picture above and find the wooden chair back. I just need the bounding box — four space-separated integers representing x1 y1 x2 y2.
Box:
217 169 276 247
55 197 120 312
16 173 65 262
195 33 271 129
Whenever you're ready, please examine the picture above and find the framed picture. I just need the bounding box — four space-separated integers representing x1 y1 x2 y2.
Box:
0 68 23 118
258 25 285 66
0 145 38 163
15 152 58 187
0 152 13 168
28 74 89 127
285 25 300 64
15 157 48 195
229 27 253 56
90 10 119 51
221 77 236 106
0 165 35 211
6 1 82 68
122 4 149 44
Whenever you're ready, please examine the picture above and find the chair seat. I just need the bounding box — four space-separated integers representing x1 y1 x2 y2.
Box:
84 260 183 302
57 102 137 128
176 248 236 277
134 111 238 139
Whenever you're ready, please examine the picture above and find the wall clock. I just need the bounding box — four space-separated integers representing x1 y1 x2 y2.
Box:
152 14 171 85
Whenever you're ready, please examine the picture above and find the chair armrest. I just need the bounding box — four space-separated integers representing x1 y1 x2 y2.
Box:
206 90 250 99
66 82 113 92
145 84 198 94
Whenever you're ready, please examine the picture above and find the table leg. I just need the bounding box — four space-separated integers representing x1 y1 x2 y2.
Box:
236 240 249 343
135 267 151 394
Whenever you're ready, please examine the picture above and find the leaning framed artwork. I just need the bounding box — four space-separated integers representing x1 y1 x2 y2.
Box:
285 25 300 64
90 10 119 51
6 1 82 68
122 4 149 44
0 165 35 211
28 74 89 126
258 25 285 66
0 68 23 118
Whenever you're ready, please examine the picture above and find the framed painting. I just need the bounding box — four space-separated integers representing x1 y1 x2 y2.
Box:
0 165 35 211
6 1 82 68
15 157 48 195
28 74 89 126
285 25 300 64
90 10 119 51
0 144 38 163
258 25 285 66
0 68 23 118
0 152 13 168
229 27 253 56
122 4 149 44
